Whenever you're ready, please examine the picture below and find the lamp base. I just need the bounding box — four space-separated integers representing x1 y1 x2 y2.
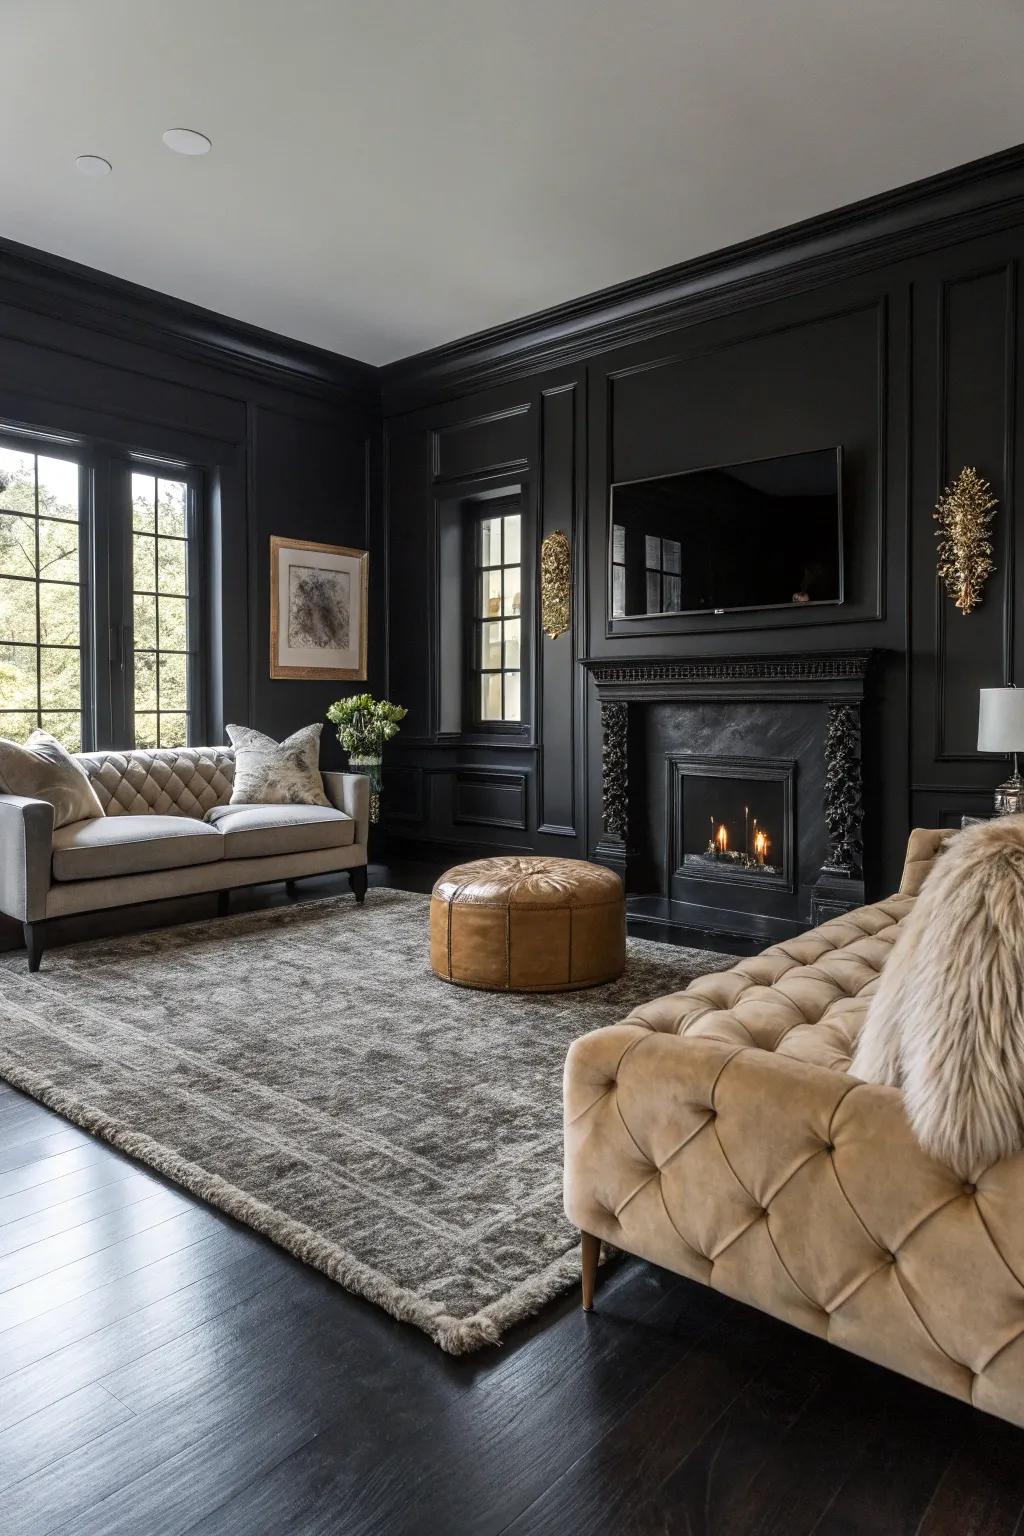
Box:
994 772 1024 816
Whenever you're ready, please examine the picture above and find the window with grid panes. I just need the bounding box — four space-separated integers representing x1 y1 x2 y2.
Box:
644 533 683 614
130 471 195 748
0 443 84 748
474 510 521 723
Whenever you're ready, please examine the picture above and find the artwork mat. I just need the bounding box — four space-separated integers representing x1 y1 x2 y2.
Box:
270 535 369 680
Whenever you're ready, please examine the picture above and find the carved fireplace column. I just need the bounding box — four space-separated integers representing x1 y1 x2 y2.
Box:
810 701 866 924
594 700 632 882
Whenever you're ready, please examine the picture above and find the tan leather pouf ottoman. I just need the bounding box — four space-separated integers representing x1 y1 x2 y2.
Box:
430 855 626 992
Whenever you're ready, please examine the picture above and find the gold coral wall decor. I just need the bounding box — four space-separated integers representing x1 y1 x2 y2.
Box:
541 529 572 639
933 466 998 615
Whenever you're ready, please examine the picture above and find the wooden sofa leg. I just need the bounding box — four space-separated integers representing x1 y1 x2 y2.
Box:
581 1231 601 1312
349 866 368 905
217 890 230 917
23 921 45 974
285 879 298 897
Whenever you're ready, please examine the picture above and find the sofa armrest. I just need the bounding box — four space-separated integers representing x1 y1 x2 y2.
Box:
564 1024 1024 1421
322 771 369 850
0 794 54 922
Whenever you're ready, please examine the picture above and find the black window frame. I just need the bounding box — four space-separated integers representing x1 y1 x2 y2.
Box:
466 497 524 732
0 423 206 753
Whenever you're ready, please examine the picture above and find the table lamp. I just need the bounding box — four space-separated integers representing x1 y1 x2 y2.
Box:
978 686 1024 814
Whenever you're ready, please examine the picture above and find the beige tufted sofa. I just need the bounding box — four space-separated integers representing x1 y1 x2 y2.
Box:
0 746 369 971
565 828 1024 1427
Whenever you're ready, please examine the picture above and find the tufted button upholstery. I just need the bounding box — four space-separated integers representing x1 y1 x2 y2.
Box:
76 747 235 819
564 826 1024 1427
431 856 625 992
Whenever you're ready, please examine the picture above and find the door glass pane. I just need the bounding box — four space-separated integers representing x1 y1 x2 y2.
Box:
480 517 501 567
503 618 520 669
645 535 661 570
132 473 156 532
503 567 521 616
480 672 502 721
37 457 78 520
646 571 661 612
612 564 626 618
37 521 78 583
612 523 626 563
664 574 682 612
157 479 186 536
482 568 502 618
0 515 36 577
503 514 521 565
481 621 502 669
503 671 520 722
0 444 83 746
130 472 194 748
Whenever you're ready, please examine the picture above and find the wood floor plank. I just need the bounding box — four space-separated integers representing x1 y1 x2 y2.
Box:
914 1418 1024 1536
0 1171 166 1260
0 1140 125 1200
498 1303 805 1536
0 1204 224 1332
0 1122 91 1170
0 1243 286 1434
0 1185 193 1292
0 1159 161 1225
0 1223 270 1383
811 1373 964 1535
339 1267 728 1536
4 1360 317 1536
0 1382 134 1493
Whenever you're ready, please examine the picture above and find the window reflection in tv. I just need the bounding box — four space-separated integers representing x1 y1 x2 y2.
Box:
609 447 843 618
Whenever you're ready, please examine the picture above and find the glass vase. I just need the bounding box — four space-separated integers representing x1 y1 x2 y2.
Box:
348 754 383 824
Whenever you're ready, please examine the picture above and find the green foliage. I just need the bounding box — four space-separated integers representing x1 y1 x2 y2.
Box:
326 693 407 757
0 455 82 748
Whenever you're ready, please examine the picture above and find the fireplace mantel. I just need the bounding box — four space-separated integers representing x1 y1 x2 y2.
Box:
583 650 876 939
580 650 873 703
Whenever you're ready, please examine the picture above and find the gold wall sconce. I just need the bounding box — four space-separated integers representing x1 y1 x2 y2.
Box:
934 466 998 615
541 530 572 639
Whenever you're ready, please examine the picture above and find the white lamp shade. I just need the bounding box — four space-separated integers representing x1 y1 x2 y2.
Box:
978 688 1024 752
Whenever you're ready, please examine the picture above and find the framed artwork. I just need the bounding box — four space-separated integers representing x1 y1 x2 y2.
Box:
269 536 368 680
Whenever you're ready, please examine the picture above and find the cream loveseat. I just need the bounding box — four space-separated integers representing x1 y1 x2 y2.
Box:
565 828 1024 1427
0 746 369 971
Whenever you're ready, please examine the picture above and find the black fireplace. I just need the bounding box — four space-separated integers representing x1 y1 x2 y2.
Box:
668 755 794 894
583 651 872 945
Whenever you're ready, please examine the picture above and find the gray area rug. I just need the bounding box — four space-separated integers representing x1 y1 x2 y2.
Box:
0 889 734 1352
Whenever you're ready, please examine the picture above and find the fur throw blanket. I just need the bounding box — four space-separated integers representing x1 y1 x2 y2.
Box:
851 816 1024 1176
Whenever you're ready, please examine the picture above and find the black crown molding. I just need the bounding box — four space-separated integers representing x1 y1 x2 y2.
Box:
0 234 378 406
381 142 1024 414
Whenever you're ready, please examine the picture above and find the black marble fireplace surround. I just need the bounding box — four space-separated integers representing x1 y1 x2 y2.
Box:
583 652 871 944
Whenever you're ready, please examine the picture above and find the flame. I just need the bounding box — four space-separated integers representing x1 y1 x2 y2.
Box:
754 829 768 863
715 824 728 853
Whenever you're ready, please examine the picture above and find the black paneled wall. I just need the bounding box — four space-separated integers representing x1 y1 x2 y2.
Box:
381 152 1024 900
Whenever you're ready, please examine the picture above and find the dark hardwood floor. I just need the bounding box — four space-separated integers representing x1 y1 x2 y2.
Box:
1 869 1022 1534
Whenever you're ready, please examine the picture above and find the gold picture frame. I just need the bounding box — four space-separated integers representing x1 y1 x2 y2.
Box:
270 535 369 680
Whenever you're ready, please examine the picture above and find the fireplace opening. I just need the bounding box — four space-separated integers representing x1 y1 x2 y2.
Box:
668 755 795 893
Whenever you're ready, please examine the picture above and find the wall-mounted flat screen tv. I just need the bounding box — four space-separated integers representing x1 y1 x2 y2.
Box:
609 446 843 618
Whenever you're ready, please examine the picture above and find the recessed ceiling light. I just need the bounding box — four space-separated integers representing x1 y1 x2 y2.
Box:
162 128 212 156
75 155 112 177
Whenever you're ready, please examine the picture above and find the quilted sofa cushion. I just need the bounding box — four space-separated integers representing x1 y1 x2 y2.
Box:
75 747 236 819
563 825 1024 1427
204 803 355 858
51 815 224 881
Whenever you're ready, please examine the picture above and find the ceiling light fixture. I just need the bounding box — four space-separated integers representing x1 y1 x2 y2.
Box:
162 128 212 156
75 155 112 177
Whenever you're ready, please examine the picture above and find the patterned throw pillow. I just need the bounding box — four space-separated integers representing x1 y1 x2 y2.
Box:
0 730 105 829
226 723 331 807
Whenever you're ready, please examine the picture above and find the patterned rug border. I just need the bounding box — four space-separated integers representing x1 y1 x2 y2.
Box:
0 891 594 1354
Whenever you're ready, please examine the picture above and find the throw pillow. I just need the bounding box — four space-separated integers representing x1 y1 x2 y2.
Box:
226 723 331 807
851 815 1024 1175
0 730 105 829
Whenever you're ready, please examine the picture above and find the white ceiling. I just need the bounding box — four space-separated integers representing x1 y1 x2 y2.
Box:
4 0 1024 367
